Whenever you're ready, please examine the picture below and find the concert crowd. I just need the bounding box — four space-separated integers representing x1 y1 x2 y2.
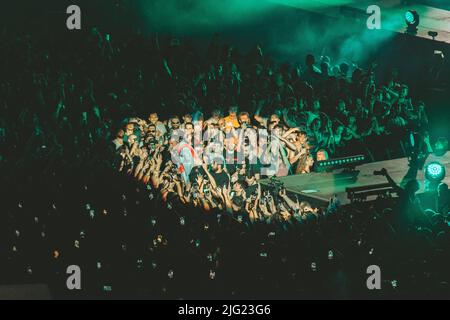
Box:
0 27 448 299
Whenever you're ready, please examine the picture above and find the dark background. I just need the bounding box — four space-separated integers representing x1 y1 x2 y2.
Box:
2 0 448 139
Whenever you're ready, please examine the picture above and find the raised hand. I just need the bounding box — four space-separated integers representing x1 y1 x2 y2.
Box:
196 174 204 186
156 153 163 165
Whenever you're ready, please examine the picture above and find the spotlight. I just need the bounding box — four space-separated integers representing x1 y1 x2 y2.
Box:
425 162 445 183
405 10 419 35
434 137 448 157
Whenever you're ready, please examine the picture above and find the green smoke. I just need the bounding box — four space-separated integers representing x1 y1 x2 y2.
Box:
138 0 403 65
138 0 276 33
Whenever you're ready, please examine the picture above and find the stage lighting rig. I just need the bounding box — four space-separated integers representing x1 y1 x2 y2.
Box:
405 9 420 35
316 155 366 173
346 183 398 203
425 162 445 181
424 161 446 191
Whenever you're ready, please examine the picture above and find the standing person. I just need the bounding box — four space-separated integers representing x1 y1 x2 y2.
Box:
238 111 252 128
282 128 313 174
181 113 193 129
223 106 240 129
436 183 449 214
168 116 181 132
378 168 428 232
262 125 292 177
206 109 223 126
148 113 167 137
112 129 125 150
202 158 230 189
254 112 282 130
172 122 198 183
306 99 321 127
303 54 321 87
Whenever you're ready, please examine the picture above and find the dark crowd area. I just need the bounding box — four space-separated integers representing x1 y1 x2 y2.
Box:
1 167 449 299
0 25 449 299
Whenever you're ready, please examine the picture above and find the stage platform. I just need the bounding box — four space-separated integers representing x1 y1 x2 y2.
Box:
260 152 450 206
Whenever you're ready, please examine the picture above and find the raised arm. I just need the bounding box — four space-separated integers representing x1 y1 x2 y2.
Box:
279 188 299 211
282 108 298 128
202 163 218 190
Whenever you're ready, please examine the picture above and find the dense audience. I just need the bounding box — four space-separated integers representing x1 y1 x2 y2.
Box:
0 26 448 299
114 111 324 223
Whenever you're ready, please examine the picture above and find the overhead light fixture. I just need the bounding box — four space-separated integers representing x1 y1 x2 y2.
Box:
424 161 446 191
425 162 445 183
405 10 420 35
